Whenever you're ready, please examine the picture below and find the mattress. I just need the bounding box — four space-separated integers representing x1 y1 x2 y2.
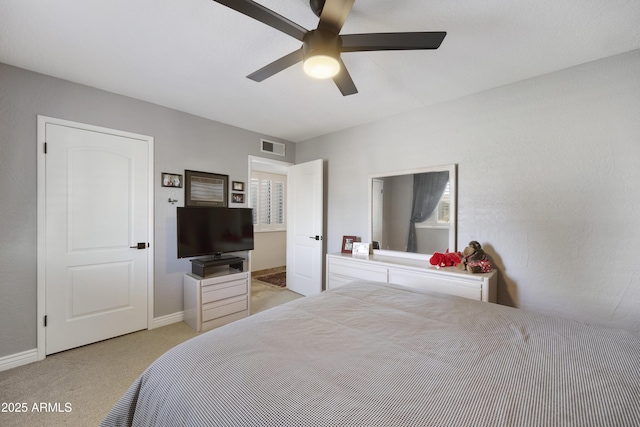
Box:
102 281 640 426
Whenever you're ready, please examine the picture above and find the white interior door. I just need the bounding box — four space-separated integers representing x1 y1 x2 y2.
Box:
286 159 324 296
372 178 384 247
42 119 152 355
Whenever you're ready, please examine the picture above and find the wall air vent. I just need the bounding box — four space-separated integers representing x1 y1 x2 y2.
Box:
261 139 285 157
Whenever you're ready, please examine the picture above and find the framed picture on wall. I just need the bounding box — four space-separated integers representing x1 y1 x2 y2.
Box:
341 235 357 253
232 193 244 203
232 181 244 191
184 170 228 207
161 172 183 188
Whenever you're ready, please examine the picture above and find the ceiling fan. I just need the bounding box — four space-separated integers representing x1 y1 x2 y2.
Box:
212 0 447 96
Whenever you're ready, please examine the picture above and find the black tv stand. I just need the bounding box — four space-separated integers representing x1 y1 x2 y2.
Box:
190 255 245 277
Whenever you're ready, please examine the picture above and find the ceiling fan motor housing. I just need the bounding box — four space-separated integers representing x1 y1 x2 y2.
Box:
309 0 325 18
303 29 342 61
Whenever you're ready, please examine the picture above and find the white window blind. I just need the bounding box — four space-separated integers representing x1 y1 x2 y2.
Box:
437 181 450 223
250 171 286 232
416 181 450 229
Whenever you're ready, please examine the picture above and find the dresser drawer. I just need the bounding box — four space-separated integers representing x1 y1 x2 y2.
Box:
201 278 247 304
329 258 387 282
202 294 248 322
389 269 482 301
200 272 248 287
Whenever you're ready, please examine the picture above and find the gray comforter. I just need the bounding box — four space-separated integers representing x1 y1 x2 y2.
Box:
102 281 640 426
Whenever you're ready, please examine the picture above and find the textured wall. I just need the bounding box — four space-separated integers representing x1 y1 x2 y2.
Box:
0 63 294 358
296 50 640 333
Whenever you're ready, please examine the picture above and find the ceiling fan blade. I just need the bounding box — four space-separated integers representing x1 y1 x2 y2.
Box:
212 0 307 41
341 32 446 52
318 0 355 34
247 48 304 82
332 58 358 96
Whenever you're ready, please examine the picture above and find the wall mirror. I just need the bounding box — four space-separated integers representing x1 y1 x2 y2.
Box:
369 164 457 259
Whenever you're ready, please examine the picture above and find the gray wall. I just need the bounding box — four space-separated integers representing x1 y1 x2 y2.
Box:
296 50 640 334
0 62 294 358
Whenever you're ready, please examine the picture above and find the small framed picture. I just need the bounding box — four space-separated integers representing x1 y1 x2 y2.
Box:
352 242 372 257
161 173 183 188
232 193 245 203
341 235 357 253
232 181 245 191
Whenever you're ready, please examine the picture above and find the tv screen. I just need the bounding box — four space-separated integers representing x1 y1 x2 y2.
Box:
177 207 254 259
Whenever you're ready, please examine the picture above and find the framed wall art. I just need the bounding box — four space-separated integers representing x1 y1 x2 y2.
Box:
161 172 183 188
232 193 245 203
184 170 228 207
232 181 245 191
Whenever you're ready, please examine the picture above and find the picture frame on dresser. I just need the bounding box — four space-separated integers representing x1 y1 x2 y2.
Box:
352 242 371 257
341 235 357 253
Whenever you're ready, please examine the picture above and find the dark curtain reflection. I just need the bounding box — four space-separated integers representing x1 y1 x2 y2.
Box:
407 171 449 253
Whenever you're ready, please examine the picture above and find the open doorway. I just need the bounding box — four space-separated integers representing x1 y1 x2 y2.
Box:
248 156 291 282
249 156 301 310
248 156 324 297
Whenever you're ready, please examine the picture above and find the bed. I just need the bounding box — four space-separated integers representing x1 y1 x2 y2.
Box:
102 281 640 426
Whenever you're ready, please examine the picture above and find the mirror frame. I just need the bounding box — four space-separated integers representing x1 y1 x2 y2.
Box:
368 164 457 260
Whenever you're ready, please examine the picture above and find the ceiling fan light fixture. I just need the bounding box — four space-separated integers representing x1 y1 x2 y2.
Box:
302 29 342 79
303 54 340 79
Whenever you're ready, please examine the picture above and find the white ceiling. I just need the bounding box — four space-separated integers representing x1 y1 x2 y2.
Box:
1 0 639 142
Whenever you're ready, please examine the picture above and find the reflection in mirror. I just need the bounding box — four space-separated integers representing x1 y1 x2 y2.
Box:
369 164 457 258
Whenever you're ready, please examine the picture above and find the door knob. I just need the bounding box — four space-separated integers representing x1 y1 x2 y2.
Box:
130 242 148 249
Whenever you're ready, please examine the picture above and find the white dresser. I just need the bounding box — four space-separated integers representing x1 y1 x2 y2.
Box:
326 253 497 302
184 270 250 332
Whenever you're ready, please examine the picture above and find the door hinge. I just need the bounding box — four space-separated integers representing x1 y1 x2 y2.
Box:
44 315 48 327
44 142 47 154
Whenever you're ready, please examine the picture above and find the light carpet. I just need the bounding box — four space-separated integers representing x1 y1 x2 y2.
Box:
0 280 301 427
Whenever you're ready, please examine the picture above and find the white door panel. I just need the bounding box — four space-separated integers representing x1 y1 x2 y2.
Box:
286 160 323 296
43 121 151 355
372 179 384 247
68 149 131 249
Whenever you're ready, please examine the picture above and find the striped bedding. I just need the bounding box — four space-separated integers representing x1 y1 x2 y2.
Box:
102 281 640 426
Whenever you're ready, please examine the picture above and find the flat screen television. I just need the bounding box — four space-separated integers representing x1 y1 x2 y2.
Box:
177 207 254 259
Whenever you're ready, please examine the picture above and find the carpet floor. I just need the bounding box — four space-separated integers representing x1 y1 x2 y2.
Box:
0 280 301 427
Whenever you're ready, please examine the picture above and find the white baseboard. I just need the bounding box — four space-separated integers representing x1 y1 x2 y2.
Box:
1 314 184 372
0 348 38 372
152 311 184 329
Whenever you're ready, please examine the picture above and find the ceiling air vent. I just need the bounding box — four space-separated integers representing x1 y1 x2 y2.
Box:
261 139 285 157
